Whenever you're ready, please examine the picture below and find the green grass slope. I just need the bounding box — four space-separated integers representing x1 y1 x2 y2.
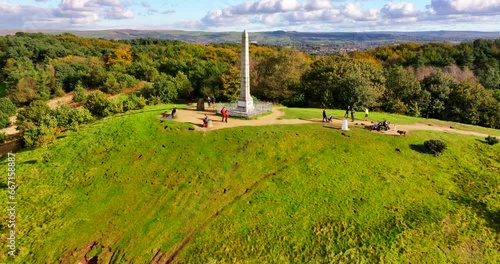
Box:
1 105 499 263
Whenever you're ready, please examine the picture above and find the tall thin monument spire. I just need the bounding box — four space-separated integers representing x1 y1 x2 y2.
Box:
238 29 254 112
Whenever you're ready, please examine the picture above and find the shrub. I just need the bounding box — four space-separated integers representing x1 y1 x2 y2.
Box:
485 136 499 145
123 94 146 111
424 139 447 155
84 91 110 116
16 100 53 129
103 100 123 117
0 98 17 116
0 132 8 144
142 73 178 103
73 83 87 103
53 104 76 128
53 104 94 128
73 108 93 125
0 112 10 128
147 96 162 105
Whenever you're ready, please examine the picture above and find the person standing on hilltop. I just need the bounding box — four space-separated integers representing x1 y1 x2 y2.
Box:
344 105 350 118
364 107 369 121
223 108 229 123
351 107 356 122
221 107 226 122
207 96 211 108
211 96 216 107
322 108 328 122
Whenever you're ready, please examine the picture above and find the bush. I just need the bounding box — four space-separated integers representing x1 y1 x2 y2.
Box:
16 100 53 129
142 73 178 103
84 91 110 116
485 136 499 145
0 98 17 116
0 112 10 128
103 100 123 117
123 94 146 111
147 96 162 105
424 139 447 155
0 132 8 144
53 104 94 128
73 84 87 103
73 108 93 125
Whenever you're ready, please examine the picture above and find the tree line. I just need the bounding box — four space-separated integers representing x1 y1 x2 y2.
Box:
1 32 499 135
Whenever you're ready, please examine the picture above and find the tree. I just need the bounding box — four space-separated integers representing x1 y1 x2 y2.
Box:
421 71 456 119
84 91 109 116
301 55 385 108
251 48 309 102
383 65 424 116
173 71 192 99
220 67 240 101
72 82 86 103
0 97 17 116
143 73 178 103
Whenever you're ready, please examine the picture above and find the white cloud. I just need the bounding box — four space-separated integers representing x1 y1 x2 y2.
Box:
0 0 134 29
342 3 379 21
381 2 420 18
304 0 332 11
141 1 151 8
55 0 134 23
429 0 500 15
231 0 301 15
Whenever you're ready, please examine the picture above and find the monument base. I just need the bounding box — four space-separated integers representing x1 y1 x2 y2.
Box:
341 119 349 130
237 99 254 113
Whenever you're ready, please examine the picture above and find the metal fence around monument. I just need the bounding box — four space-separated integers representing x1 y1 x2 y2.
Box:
216 100 273 118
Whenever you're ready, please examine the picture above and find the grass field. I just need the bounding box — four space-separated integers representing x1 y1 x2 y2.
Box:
1 105 499 263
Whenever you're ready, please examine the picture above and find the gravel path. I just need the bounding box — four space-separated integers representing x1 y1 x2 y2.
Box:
170 106 499 138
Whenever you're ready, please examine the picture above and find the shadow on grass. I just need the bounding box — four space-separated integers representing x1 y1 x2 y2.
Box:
409 144 429 154
21 160 37 165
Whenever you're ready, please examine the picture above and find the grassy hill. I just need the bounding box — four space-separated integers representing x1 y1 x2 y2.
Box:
1 105 499 263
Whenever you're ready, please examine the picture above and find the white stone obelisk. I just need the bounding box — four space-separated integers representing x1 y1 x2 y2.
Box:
237 30 254 113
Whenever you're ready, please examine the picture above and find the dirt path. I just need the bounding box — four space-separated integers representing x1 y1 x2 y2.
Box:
170 105 499 138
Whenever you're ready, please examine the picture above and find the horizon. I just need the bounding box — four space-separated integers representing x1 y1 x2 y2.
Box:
1 0 500 32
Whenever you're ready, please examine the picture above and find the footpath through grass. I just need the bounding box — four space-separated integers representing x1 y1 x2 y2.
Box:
281 107 500 136
1 105 499 263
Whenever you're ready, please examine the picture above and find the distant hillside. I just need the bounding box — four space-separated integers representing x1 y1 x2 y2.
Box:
1 30 499 54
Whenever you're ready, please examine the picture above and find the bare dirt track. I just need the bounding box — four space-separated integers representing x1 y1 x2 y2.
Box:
170 105 499 138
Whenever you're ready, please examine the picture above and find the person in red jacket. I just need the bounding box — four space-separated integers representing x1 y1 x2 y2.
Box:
221 107 226 122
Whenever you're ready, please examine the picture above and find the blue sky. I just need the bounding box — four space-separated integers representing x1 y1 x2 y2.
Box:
1 0 500 32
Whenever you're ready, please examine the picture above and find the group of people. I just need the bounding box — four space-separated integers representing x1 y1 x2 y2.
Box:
322 105 369 123
207 96 216 108
373 120 390 131
203 106 229 127
343 105 369 122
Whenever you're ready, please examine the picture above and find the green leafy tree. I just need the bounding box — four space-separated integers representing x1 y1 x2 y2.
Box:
16 100 53 130
252 49 309 102
219 67 240 101
0 98 17 116
84 91 110 116
143 73 178 103
383 65 424 115
72 82 86 103
421 71 456 119
301 55 385 108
